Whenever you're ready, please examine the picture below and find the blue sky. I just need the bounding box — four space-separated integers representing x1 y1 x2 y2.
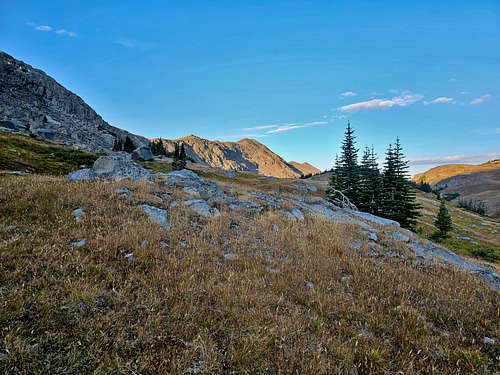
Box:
1 0 499 174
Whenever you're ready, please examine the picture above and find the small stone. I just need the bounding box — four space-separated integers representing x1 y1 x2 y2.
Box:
70 238 86 247
7 225 16 230
223 253 237 260
268 268 281 274
392 231 410 243
140 240 149 247
160 241 169 248
350 241 361 249
457 236 471 241
362 230 378 242
341 274 353 282
480 222 489 226
124 251 135 262
114 187 132 196
471 224 477 228
483 337 498 345
156 196 164 203
305 281 315 289
170 201 178 207
470 241 478 245
271 224 280 232
7 171 24 175
72 208 85 222
141 204 169 228
9 149 17 153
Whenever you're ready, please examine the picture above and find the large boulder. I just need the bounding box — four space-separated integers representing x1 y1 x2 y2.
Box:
131 146 154 162
161 169 225 200
67 154 152 182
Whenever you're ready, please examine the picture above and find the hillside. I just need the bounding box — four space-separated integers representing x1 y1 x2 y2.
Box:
288 161 321 176
0 51 147 152
156 135 310 178
412 160 500 185
413 160 500 218
1 141 499 373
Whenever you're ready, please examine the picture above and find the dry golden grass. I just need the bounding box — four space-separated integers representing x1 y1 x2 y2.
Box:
1 174 499 374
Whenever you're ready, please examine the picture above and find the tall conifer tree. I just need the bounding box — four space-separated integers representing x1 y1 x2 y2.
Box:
327 121 360 206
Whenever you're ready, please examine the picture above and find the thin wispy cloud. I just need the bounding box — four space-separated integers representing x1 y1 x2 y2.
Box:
35 25 52 31
340 91 357 97
408 153 500 165
470 94 491 104
218 134 266 140
423 97 455 105
55 29 77 37
339 92 424 113
29 23 76 37
116 39 153 50
235 120 328 138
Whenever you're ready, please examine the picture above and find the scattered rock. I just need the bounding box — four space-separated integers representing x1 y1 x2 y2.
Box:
471 224 477 228
114 187 132 196
7 171 24 175
140 240 149 247
67 168 93 181
282 208 305 221
70 238 86 247
457 236 471 241
393 231 410 243
268 268 281 274
305 281 315 289
162 169 225 200
341 274 353 282
362 230 378 242
184 199 220 218
131 146 154 161
160 241 169 248
480 222 489 226
470 241 478 245
350 241 361 249
141 204 169 228
292 181 318 195
224 253 238 260
9 149 17 153
123 250 136 262
271 224 280 232
483 337 498 345
72 208 85 222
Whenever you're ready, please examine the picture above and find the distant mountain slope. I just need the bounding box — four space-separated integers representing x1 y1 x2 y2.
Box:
412 160 500 185
288 161 321 176
156 135 306 178
413 160 500 219
0 50 147 152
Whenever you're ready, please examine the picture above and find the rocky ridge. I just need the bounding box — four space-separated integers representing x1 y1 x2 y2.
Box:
156 135 312 178
0 50 148 153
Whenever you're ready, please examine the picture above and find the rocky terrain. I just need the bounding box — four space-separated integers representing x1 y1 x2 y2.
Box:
0 51 148 153
413 160 500 218
157 135 313 178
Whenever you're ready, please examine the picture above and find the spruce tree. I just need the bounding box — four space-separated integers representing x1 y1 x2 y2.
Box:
179 143 186 161
113 137 123 152
123 136 135 153
434 199 453 238
173 143 179 160
327 122 360 206
380 138 420 229
358 146 382 214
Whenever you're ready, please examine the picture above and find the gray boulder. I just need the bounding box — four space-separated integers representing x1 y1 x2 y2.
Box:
184 199 220 218
161 169 225 200
131 146 154 162
141 204 169 228
68 154 152 182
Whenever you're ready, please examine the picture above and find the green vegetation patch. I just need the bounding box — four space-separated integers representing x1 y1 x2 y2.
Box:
0 131 100 175
138 161 173 174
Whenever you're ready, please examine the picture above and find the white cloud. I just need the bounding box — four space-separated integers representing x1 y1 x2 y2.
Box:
408 153 500 165
423 97 455 105
470 94 491 104
340 91 357 97
35 25 52 31
339 92 424 113
56 29 77 37
218 134 265 140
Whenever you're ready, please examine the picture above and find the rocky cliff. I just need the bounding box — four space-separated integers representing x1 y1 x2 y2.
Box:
0 50 148 152
157 135 315 178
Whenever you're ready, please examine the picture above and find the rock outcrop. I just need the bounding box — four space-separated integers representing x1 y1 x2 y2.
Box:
0 50 148 152
68 154 152 182
288 161 321 176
